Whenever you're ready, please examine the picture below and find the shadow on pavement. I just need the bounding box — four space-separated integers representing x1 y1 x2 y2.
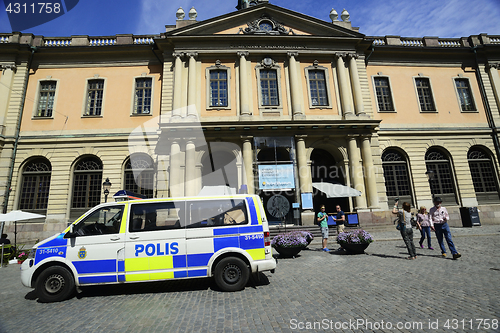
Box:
25 272 271 302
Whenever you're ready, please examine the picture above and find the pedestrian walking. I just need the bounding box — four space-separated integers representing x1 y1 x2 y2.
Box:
429 197 461 259
393 201 417 259
417 206 434 250
317 205 329 252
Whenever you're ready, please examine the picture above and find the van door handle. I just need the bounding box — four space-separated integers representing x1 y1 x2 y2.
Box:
110 236 120 241
129 235 139 240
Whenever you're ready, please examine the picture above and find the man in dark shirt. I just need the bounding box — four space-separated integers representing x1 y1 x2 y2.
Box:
333 205 345 234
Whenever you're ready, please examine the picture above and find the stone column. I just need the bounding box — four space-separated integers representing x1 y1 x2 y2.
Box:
296 135 312 193
172 52 184 118
348 54 365 116
288 52 303 116
184 140 196 196
242 136 254 194
237 51 251 116
0 64 16 127
487 63 500 110
296 135 314 225
360 136 379 208
169 140 182 197
186 52 198 118
347 136 367 209
335 53 354 117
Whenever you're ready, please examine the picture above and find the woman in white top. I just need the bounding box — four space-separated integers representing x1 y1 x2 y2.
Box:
417 206 433 250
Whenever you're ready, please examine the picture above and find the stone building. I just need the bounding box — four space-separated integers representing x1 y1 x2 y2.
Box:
0 1 499 241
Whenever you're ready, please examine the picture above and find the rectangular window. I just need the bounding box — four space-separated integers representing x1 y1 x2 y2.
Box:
130 202 184 232
134 78 152 114
85 79 104 116
186 199 248 228
374 77 394 111
415 78 435 111
209 70 228 107
455 78 476 111
37 81 56 117
260 69 279 106
308 70 327 106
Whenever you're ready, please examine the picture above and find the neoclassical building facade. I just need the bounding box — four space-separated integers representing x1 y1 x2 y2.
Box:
1 1 500 241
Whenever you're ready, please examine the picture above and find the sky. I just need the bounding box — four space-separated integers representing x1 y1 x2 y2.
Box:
0 0 499 38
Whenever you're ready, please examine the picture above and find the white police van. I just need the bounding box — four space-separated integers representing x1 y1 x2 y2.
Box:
20 195 276 302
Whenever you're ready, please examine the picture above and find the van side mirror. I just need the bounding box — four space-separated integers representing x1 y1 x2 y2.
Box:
64 224 77 238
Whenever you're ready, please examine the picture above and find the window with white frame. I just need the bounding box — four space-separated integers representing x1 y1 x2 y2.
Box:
256 58 282 113
124 155 155 198
36 81 57 117
19 158 51 211
85 79 104 116
468 147 499 203
209 69 228 107
260 69 279 106
134 78 152 114
374 77 394 112
455 78 476 111
308 70 328 106
415 77 436 112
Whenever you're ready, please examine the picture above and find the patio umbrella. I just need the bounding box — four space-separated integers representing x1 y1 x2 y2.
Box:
0 210 45 248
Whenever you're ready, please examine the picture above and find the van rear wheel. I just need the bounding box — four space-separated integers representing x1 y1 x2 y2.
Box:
214 257 249 292
35 266 75 302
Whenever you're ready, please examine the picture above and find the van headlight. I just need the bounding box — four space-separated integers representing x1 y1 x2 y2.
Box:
28 249 36 259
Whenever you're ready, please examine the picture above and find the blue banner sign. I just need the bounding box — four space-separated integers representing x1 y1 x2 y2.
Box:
258 164 295 190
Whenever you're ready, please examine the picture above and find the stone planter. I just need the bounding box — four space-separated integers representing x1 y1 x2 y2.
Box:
340 243 370 254
273 245 304 258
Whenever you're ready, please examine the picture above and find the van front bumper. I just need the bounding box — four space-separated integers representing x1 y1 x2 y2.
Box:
20 259 35 288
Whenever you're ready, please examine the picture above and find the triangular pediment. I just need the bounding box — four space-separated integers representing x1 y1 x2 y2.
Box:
167 4 364 39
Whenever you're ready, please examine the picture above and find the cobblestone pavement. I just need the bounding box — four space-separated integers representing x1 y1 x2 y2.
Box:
1 226 499 333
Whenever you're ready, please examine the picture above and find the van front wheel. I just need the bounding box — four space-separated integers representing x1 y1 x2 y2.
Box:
214 257 249 292
35 266 75 302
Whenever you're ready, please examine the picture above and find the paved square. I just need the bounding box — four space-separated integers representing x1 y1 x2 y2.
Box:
0 226 499 332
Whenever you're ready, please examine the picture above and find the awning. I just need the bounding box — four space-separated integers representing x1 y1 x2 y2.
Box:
312 182 362 198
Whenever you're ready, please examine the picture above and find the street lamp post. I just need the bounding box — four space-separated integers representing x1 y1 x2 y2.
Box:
103 177 112 203
425 170 435 200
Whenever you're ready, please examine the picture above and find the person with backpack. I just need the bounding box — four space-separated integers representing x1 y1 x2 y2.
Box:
317 205 329 252
392 201 417 260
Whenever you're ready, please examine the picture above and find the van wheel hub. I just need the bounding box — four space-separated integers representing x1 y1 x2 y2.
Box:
44 274 65 294
223 264 241 284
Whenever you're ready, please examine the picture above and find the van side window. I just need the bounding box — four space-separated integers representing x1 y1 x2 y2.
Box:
186 199 248 228
129 201 185 232
74 206 124 236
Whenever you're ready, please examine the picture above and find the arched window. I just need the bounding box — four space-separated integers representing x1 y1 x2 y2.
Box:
124 155 154 198
19 158 51 211
382 149 412 204
72 156 103 208
425 148 457 204
468 147 499 203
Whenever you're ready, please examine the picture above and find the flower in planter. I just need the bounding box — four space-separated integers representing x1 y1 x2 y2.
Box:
289 230 314 244
271 231 309 249
337 229 373 245
17 251 28 261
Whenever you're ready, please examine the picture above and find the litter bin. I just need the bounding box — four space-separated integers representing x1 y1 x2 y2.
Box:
459 207 481 227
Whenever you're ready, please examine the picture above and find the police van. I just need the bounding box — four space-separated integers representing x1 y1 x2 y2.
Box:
20 194 276 302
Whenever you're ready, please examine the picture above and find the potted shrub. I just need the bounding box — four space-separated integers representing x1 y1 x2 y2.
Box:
17 251 28 264
271 231 309 258
336 229 374 254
